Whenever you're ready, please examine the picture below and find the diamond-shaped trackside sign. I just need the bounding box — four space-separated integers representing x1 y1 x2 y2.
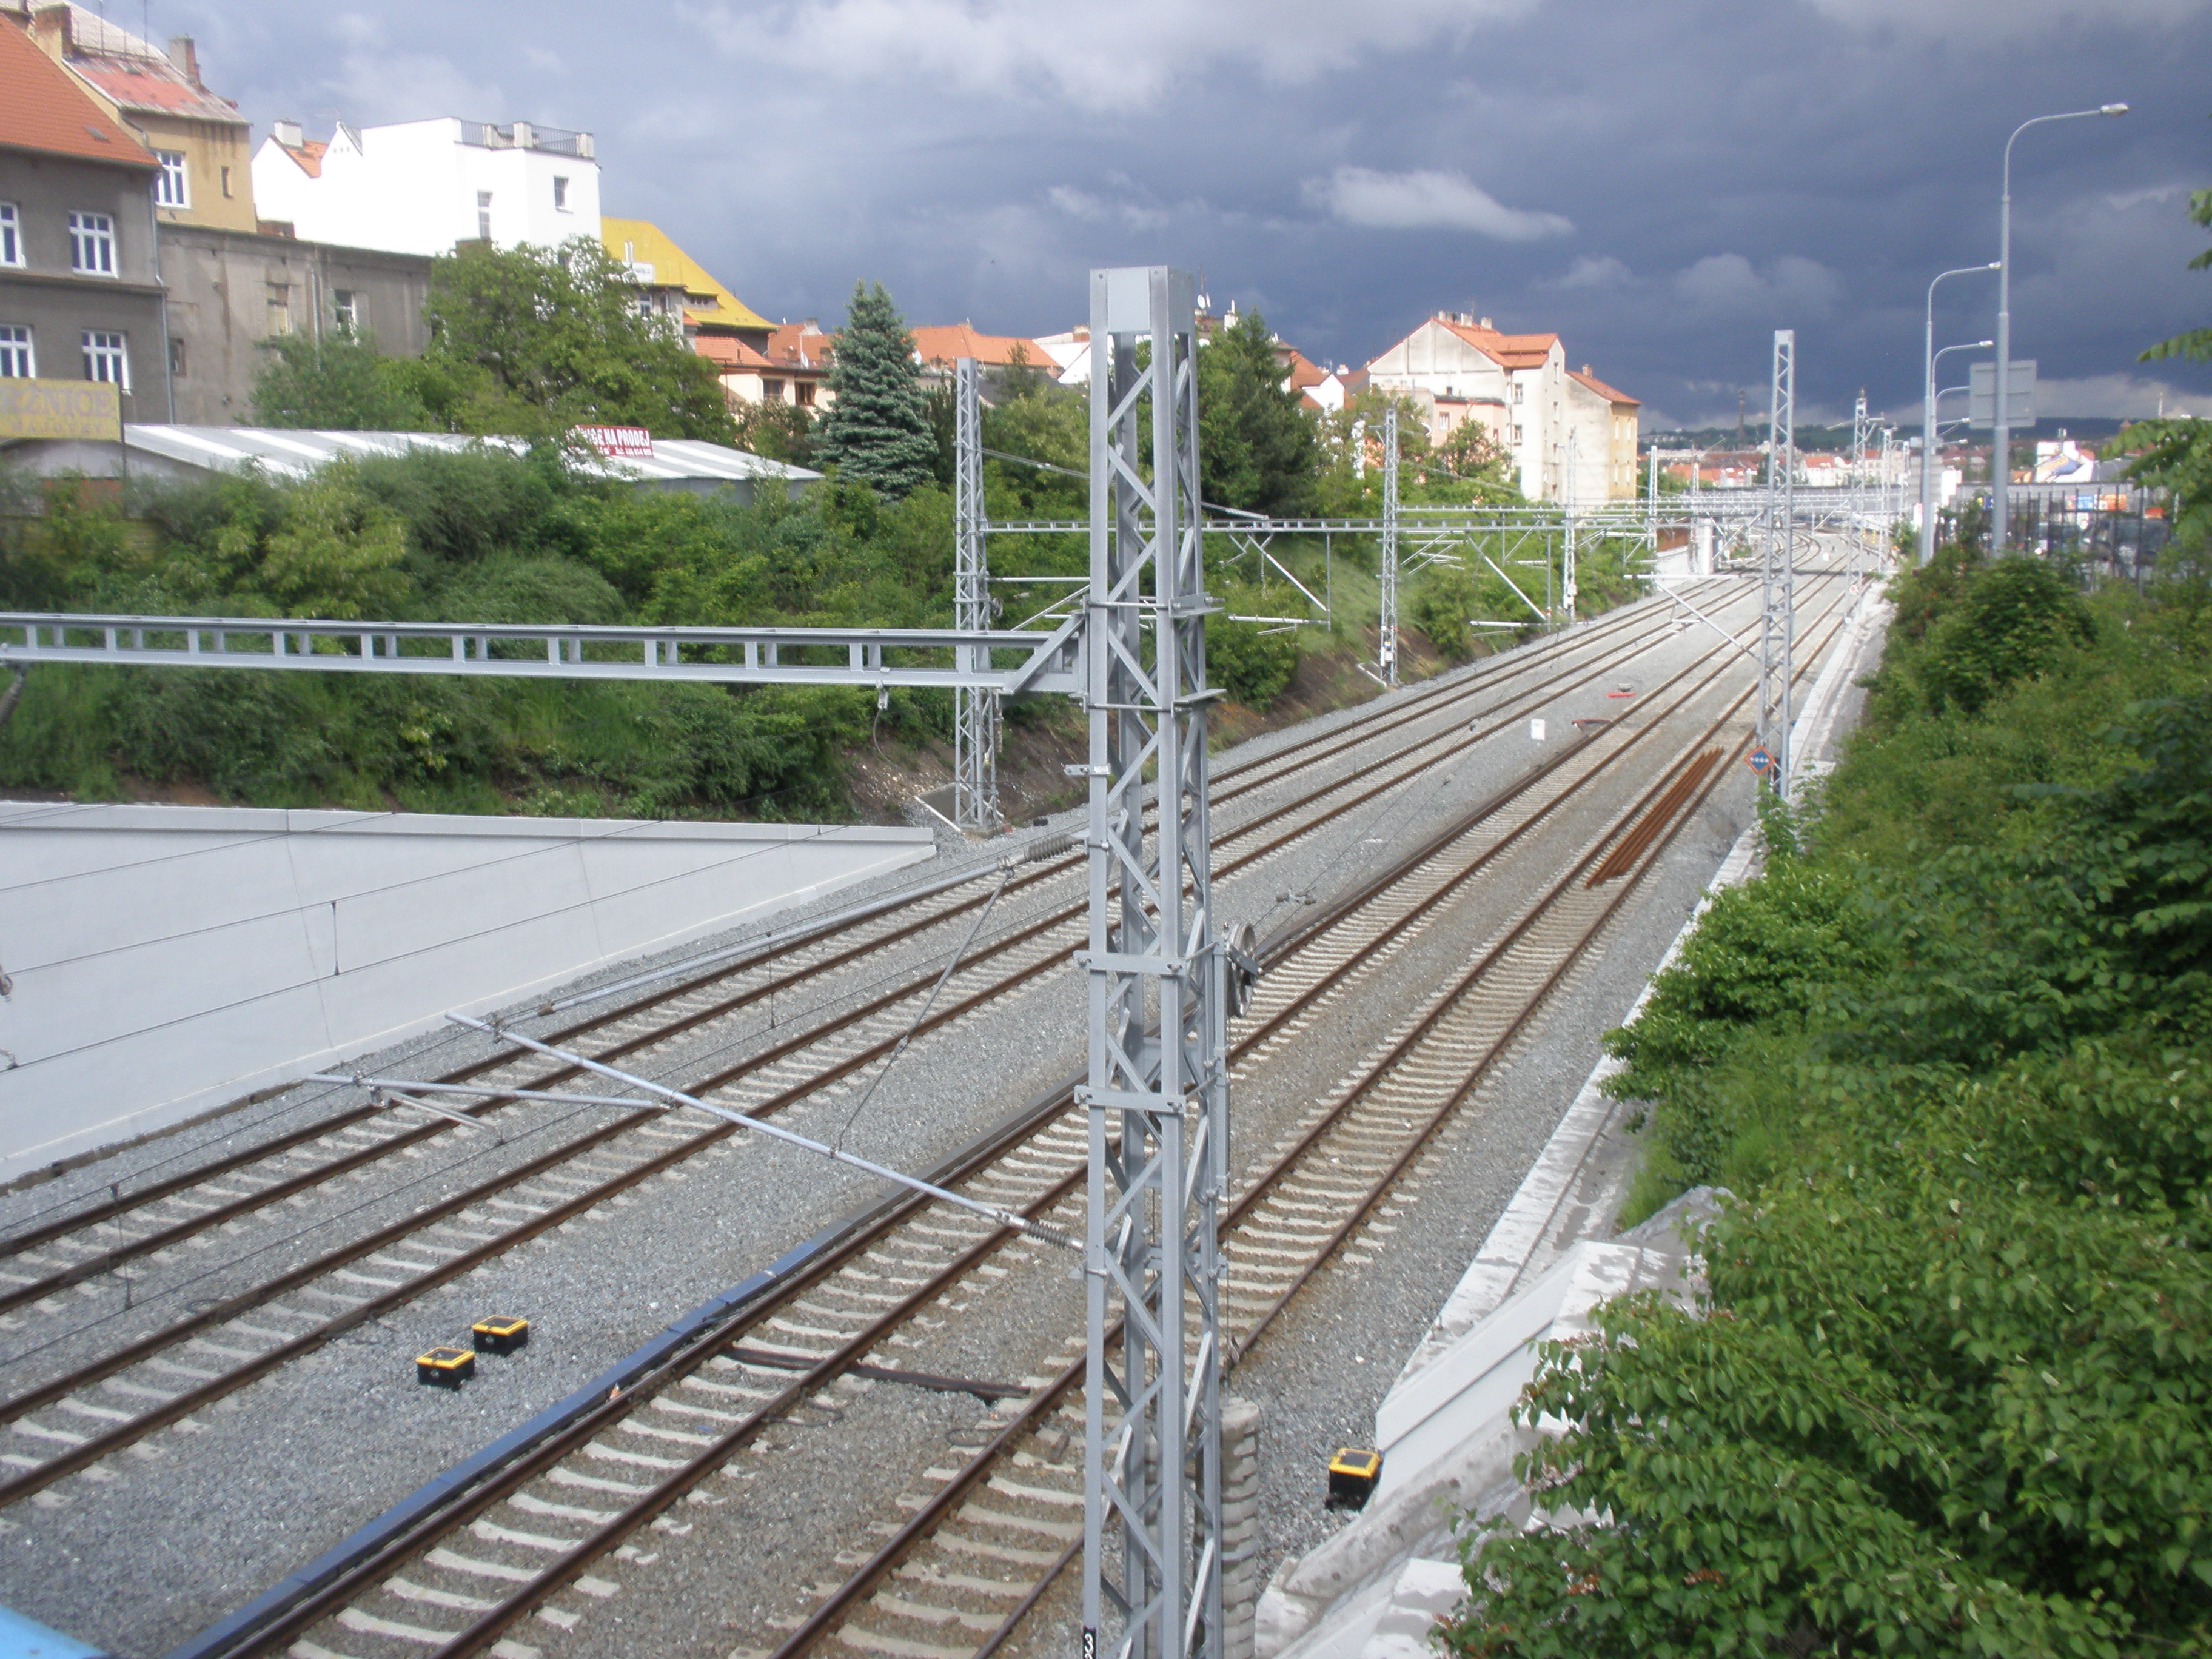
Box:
1744 746 1774 775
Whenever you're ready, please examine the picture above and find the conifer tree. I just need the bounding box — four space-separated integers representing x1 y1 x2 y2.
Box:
818 281 936 498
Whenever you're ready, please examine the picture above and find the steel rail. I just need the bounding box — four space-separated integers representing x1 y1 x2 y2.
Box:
765 595 1860 1659
0 578 1741 1319
767 628 1826 1659
178 583 1802 1659
0 584 1782 1510
0 578 1717 1287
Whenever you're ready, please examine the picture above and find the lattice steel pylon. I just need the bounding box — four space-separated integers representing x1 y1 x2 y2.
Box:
1378 401 1399 685
952 357 1000 832
1081 267 1228 1659
1757 329 1797 788
1561 431 1579 625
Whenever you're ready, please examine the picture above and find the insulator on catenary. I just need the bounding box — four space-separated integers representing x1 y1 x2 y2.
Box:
1017 829 1078 864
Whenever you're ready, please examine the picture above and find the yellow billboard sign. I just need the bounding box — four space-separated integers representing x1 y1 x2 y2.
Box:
0 379 122 441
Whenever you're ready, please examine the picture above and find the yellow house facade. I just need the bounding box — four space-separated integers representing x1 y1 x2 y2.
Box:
21 2 256 234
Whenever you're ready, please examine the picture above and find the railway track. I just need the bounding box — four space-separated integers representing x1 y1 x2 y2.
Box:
163 580 1864 1659
0 579 1701 1306
0 580 1791 1508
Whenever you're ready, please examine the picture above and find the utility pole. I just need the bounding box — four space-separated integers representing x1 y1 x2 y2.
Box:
952 357 998 832
1378 402 1399 686
1081 267 1228 1659
1757 330 1796 789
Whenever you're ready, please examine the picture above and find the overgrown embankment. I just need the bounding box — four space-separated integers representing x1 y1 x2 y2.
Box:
1441 546 2212 1657
0 446 1518 822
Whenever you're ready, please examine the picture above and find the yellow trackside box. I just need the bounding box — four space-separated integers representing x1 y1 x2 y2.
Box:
1326 1447 1382 1511
417 1346 477 1387
472 1315 530 1355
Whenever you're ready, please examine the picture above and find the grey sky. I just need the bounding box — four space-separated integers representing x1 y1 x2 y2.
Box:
143 0 2212 427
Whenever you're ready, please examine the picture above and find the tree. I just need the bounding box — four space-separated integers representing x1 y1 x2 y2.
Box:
420 238 737 444
817 281 936 499
1198 310 1321 517
251 332 434 431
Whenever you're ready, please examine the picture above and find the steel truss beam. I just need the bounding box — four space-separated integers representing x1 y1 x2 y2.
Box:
0 613 1084 696
1081 266 1227 1659
953 357 1002 831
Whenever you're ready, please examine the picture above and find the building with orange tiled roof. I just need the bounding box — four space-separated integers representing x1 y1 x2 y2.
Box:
908 321 1050 383
0 7 172 420
12 1 254 233
1366 311 1639 507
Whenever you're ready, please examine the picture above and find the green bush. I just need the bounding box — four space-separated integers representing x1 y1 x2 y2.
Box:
1446 552 2212 1657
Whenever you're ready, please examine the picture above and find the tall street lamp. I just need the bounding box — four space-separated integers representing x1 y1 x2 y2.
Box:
1926 338 1992 553
1993 104 2128 554
1922 263 1999 565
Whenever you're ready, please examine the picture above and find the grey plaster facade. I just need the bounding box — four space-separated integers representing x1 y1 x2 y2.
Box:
158 224 431 424
0 146 172 421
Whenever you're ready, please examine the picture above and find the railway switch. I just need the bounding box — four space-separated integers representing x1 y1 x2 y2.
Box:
1325 1446 1382 1510
472 1315 530 1355
417 1346 477 1388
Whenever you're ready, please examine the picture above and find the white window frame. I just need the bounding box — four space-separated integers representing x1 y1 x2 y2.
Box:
82 329 129 389
332 289 360 335
154 150 190 209
552 175 569 212
0 324 33 378
0 204 21 269
69 211 116 276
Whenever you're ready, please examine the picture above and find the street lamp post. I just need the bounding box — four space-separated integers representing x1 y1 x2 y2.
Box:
1993 104 2128 554
1925 338 1994 555
1922 264 2000 565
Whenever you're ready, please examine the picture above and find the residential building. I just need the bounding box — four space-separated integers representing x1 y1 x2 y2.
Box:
159 227 430 423
1566 366 1639 503
0 11 170 421
715 320 836 412
602 218 770 352
12 2 253 234
1365 312 1638 508
252 117 600 256
908 321 1049 384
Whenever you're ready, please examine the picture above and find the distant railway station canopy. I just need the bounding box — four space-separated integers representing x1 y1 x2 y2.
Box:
1 424 822 502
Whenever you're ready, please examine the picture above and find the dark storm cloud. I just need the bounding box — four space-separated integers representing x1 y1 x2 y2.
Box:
147 0 2211 426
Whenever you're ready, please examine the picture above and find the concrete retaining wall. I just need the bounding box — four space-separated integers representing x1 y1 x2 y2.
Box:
0 803 934 1182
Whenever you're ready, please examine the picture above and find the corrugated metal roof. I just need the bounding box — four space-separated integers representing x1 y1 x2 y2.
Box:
122 426 822 487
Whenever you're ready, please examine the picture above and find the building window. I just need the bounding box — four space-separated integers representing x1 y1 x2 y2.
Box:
266 281 292 336
332 290 359 335
796 381 815 407
552 175 569 211
477 190 492 241
82 330 129 387
154 150 190 209
1512 382 1524 404
0 204 20 267
0 324 33 378
635 291 655 319
764 378 786 401
1511 424 1523 444
221 165 233 199
69 212 116 276
169 335 187 378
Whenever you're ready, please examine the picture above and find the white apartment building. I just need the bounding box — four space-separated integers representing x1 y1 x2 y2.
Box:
1366 313 1638 509
251 118 601 256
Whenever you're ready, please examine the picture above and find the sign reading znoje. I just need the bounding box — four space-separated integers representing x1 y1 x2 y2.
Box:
0 379 122 441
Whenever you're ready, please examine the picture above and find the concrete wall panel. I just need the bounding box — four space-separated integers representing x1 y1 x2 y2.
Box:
0 803 934 1182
